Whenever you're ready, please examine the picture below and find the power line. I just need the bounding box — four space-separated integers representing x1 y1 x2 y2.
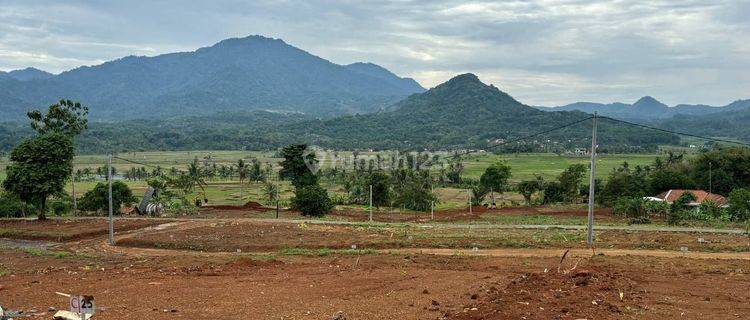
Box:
112 156 186 173
458 116 594 158
599 116 750 148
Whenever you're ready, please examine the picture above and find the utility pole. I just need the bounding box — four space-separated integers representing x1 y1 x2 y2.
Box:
708 161 714 193
107 153 114 246
430 185 434 220
369 185 373 222
71 170 77 216
275 182 280 219
468 189 472 215
586 113 598 247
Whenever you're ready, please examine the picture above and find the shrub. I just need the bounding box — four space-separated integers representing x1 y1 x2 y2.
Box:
643 200 669 219
613 197 650 224
78 181 136 213
48 195 73 216
728 188 750 222
292 184 333 217
697 200 723 221
0 192 34 217
542 181 565 204
671 192 696 213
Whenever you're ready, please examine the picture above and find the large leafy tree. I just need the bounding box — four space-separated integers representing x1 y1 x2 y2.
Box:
558 164 587 202
479 161 512 193
26 99 89 214
2 133 74 219
280 144 332 216
367 171 391 209
279 144 318 189
27 99 89 136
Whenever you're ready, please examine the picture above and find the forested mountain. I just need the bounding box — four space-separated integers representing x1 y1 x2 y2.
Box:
259 74 678 151
546 96 750 121
658 107 750 143
0 35 424 120
0 74 678 154
0 67 55 81
0 110 309 154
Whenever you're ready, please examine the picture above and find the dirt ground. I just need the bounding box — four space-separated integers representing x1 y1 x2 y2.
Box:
115 220 750 253
2 214 750 319
0 219 162 241
1 246 749 319
192 204 623 224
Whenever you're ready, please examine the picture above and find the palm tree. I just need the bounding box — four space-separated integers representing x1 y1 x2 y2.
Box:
187 158 207 199
237 159 248 201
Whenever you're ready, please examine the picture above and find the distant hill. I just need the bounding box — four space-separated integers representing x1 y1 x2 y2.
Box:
260 74 678 151
0 67 55 81
658 106 750 143
546 96 750 121
0 73 679 154
0 35 425 120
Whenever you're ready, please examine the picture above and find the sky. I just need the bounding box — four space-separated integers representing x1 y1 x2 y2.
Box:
1 0 748 107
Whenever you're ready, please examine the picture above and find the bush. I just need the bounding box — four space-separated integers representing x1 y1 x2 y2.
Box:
48 195 73 216
728 188 750 222
613 197 650 224
697 200 724 221
0 192 34 217
643 200 669 219
668 209 692 225
78 181 136 214
670 192 696 213
292 184 334 217
542 182 565 204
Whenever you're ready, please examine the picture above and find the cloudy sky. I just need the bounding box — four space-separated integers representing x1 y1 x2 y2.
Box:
1 0 748 106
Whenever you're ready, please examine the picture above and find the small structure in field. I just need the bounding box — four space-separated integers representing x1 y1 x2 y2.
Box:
649 189 728 207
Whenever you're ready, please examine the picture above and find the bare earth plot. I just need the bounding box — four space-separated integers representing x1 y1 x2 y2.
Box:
115 220 750 253
1 209 750 319
0 219 162 241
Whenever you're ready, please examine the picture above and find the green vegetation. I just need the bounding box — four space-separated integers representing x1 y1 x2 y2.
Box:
2 100 87 219
292 184 334 217
78 181 136 213
3 133 75 220
282 144 333 217
602 147 750 225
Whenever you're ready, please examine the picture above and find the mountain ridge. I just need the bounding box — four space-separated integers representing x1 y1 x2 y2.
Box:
0 73 680 153
0 35 425 120
546 96 750 120
261 73 677 151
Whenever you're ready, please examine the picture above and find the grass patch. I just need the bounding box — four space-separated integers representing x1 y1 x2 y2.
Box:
0 265 10 276
0 228 70 240
19 247 96 259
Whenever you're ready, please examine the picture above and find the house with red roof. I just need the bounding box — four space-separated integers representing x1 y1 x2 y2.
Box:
652 189 728 207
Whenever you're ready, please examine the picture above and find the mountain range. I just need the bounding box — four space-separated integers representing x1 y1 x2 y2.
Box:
264 74 677 151
0 73 678 154
545 96 750 121
2 34 747 153
0 35 424 120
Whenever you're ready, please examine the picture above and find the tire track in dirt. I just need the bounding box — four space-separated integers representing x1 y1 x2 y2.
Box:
390 247 750 260
45 219 750 261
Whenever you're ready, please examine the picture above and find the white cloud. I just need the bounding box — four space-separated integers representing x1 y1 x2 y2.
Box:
0 0 747 106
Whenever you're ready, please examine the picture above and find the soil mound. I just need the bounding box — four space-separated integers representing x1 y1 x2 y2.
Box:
450 267 643 319
203 201 272 211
